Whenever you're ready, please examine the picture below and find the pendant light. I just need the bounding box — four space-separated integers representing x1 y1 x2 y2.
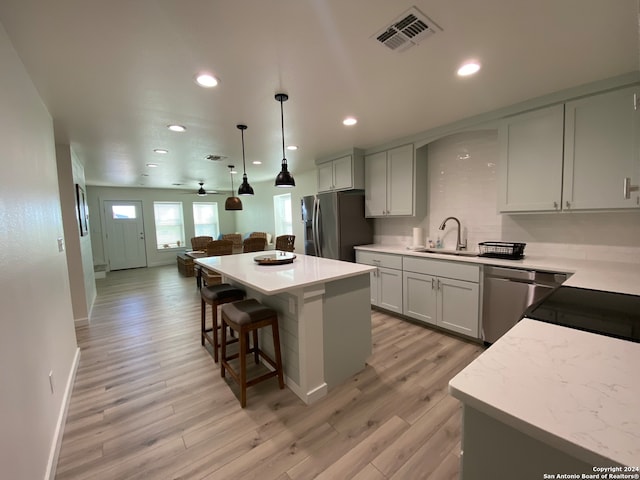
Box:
236 124 254 195
224 165 243 210
274 93 295 187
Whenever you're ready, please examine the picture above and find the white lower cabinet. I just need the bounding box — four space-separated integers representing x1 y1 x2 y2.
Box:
356 251 403 314
375 267 403 313
357 250 481 339
403 271 436 325
402 257 481 339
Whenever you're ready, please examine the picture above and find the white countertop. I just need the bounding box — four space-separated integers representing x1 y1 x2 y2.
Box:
354 244 640 296
449 319 640 467
196 252 375 295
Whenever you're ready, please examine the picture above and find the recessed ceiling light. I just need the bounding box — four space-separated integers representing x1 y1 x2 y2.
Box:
252 161 262 165
343 117 358 126
195 73 219 88
146 163 158 168
287 145 298 151
457 61 481 76
153 148 168 154
167 124 186 132
230 169 238 174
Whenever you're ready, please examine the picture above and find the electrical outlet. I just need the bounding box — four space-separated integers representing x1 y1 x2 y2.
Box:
48 371 54 394
57 237 64 252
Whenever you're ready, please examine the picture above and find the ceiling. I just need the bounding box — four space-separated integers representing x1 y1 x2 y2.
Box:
1 0 638 192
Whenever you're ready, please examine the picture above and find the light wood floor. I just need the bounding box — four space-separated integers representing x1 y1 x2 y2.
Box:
55 265 484 480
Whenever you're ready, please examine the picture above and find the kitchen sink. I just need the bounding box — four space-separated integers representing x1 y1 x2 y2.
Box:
416 248 478 257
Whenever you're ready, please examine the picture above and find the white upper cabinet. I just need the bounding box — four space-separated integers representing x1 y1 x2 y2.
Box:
365 144 418 217
364 151 388 216
316 150 364 193
498 104 565 212
499 85 640 213
563 86 640 210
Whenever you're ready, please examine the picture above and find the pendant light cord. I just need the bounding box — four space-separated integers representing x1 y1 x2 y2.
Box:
241 128 247 174
280 98 286 160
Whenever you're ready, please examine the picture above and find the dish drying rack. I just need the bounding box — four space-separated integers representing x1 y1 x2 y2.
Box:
478 242 526 260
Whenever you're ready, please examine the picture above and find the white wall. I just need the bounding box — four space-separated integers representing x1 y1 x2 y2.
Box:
87 170 317 269
0 23 79 480
374 130 640 263
87 185 240 268
56 144 97 323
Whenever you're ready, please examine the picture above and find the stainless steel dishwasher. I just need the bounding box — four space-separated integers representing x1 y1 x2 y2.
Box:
482 266 567 344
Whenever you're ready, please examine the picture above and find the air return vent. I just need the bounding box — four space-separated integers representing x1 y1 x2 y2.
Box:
372 6 440 52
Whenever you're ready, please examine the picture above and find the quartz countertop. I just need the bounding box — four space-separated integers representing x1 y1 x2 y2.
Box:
196 252 375 295
449 319 640 467
354 244 640 296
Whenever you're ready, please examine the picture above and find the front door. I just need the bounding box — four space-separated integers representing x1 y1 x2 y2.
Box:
104 200 147 270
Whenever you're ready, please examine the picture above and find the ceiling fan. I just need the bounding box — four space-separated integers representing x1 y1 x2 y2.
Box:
192 181 224 196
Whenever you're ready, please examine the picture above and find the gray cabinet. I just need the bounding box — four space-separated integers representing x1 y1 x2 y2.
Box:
563 86 640 210
357 250 481 339
316 150 364 193
364 144 418 217
402 257 480 338
355 251 402 314
499 85 640 213
498 104 565 212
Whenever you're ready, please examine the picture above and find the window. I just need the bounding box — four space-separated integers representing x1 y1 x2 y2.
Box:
111 205 136 219
153 202 185 249
273 193 292 237
193 202 220 239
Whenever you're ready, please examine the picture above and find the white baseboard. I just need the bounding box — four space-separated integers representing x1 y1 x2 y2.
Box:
45 347 81 480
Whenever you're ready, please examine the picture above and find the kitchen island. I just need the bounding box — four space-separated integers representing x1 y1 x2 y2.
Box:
196 252 375 404
449 319 640 477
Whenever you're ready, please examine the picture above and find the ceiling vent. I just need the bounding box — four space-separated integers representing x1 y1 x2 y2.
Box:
372 6 440 52
206 154 227 161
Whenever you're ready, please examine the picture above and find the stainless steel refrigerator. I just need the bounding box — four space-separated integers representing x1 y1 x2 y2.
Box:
301 190 373 262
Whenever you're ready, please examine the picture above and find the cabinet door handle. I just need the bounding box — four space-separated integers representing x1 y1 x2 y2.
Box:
431 278 435 290
553 201 559 210
624 177 639 199
437 279 441 290
565 200 571 209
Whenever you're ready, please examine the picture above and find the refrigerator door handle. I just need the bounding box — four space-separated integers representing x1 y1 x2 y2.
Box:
313 196 322 257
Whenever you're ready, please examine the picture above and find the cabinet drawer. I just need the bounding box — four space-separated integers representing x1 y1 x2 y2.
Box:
356 251 402 270
402 256 479 283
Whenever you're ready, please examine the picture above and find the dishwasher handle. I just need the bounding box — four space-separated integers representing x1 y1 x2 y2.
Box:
484 266 567 285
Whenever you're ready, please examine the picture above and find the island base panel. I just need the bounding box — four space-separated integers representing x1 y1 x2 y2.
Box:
460 406 607 479
323 274 372 389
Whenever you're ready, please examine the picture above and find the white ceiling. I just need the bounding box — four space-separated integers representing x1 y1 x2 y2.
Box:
0 0 638 193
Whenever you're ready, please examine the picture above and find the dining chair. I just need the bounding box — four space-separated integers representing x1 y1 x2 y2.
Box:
191 236 213 251
242 237 267 253
249 231 268 241
198 240 235 287
206 239 234 256
222 233 243 250
275 235 295 252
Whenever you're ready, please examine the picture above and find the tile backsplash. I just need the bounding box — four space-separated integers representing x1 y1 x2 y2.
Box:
373 129 640 263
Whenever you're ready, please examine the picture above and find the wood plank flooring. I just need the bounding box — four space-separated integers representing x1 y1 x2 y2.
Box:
55 265 484 480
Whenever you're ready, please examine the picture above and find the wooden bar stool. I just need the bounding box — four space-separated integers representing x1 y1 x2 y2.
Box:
200 284 245 362
220 299 285 408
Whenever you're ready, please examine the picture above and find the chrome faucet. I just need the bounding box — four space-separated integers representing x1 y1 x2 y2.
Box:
439 216 467 250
